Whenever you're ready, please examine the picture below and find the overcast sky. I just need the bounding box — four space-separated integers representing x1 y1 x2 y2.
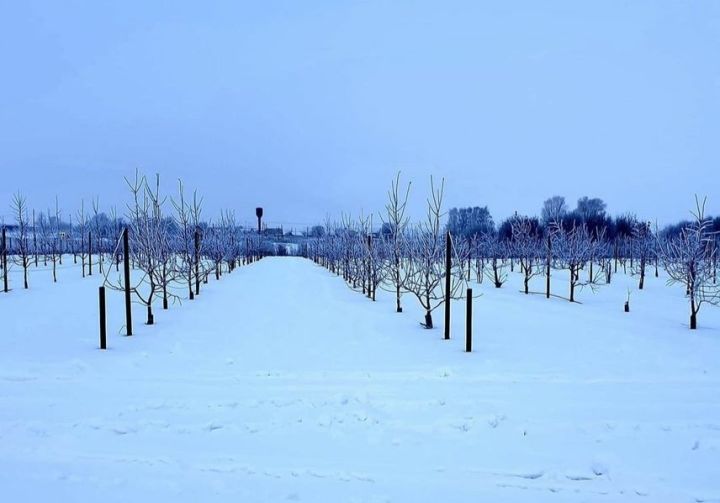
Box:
1 1 718 229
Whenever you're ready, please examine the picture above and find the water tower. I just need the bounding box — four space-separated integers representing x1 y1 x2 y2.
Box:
256 207 263 233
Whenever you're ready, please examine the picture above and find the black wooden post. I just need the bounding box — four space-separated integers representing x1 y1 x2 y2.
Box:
444 232 452 340
88 231 93 276
465 288 472 352
194 228 201 296
2 227 7 293
99 286 107 349
123 227 133 336
367 234 374 300
546 234 551 299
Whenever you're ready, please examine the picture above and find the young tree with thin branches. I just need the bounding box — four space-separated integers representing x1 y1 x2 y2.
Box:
380 172 411 312
91 197 106 275
172 180 203 300
76 200 88 278
403 178 462 328
631 220 654 290
511 216 543 294
551 222 604 302
660 198 719 329
122 171 176 324
11 192 31 289
45 198 63 282
482 232 509 288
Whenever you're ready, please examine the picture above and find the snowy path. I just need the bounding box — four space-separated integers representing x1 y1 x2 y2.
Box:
1 257 719 502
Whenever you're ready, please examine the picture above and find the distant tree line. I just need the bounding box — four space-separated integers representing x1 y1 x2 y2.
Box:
447 195 720 242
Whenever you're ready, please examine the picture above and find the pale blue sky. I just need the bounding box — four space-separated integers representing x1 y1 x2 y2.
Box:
1 1 718 227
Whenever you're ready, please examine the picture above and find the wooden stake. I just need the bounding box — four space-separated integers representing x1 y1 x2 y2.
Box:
466 288 472 352
99 286 107 349
444 232 451 340
123 228 133 336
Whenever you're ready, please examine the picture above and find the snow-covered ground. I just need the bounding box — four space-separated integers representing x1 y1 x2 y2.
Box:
1 257 719 502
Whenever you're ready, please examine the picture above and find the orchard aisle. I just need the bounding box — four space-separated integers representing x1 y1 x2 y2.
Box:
0 257 719 502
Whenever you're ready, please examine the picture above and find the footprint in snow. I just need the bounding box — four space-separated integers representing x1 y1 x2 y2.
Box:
566 473 593 481
510 471 544 480
0 375 37 382
352 473 375 483
488 414 507 429
590 461 608 477
111 425 136 435
454 423 470 432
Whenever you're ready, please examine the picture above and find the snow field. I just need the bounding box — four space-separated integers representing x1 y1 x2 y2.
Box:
0 257 719 502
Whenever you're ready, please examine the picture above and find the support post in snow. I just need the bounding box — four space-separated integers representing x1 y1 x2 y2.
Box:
2 226 7 293
367 234 374 300
194 228 201 296
465 288 473 353
546 234 551 299
99 286 107 349
123 227 133 336
88 231 93 276
444 232 452 340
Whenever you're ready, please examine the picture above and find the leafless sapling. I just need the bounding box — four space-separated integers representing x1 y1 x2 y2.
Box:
11 192 31 289
380 172 411 312
659 197 719 329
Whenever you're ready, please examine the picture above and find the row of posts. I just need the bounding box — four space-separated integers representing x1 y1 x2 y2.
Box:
1 224 200 351
98 230 474 352
97 228 137 349
444 232 474 352
99 227 205 350
98 228 131 349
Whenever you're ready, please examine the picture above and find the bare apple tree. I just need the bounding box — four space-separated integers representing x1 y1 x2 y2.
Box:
660 198 719 329
511 216 543 294
76 200 89 277
363 215 385 301
404 178 462 328
551 222 603 302
11 192 31 289
482 232 509 288
123 171 176 324
380 172 411 312
46 198 63 282
172 180 203 299
631 220 654 290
